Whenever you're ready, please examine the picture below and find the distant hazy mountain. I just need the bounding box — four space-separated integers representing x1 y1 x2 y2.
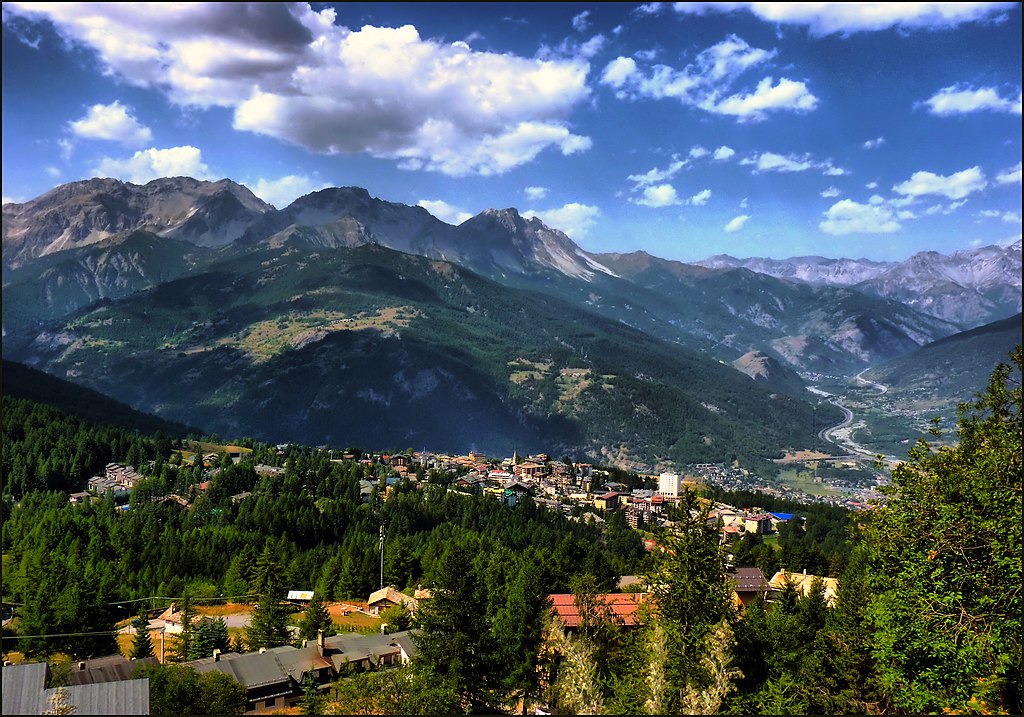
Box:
592 250 959 374
697 241 1022 328
2 177 272 270
863 312 1023 421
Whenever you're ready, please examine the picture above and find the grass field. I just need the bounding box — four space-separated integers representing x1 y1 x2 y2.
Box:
775 468 845 498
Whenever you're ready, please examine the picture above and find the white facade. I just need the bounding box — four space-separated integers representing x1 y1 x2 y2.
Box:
658 472 681 498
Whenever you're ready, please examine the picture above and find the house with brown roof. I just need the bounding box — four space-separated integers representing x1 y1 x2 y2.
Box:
367 586 418 616
728 567 769 609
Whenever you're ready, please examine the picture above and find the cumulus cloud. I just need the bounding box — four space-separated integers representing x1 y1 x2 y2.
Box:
893 166 987 200
7 4 591 177
418 199 473 225
820 186 841 198
92 146 213 184
600 34 817 121
741 151 844 175
45 166 62 178
712 145 735 161
601 56 638 88
688 188 712 206
978 209 1022 224
709 76 817 121
249 174 330 209
724 214 749 233
862 136 885 150
670 2 1013 36
634 184 681 207
820 199 900 235
68 101 153 146
523 202 600 239
628 157 687 187
524 186 549 200
996 161 1022 185
924 85 1022 116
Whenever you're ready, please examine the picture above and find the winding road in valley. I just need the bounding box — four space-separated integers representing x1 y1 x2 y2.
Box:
809 370 897 467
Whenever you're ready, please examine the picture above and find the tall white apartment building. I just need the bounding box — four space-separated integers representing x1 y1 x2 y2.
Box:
659 471 681 498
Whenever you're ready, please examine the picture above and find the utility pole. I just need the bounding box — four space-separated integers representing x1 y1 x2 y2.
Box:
379 523 386 589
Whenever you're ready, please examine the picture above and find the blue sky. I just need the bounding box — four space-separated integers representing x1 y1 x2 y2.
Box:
2 2 1021 262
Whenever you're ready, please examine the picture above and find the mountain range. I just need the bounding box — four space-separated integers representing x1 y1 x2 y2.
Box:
3 177 1020 466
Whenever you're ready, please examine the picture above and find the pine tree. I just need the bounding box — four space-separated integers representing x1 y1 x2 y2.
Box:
863 347 1023 714
131 613 154 659
246 546 291 650
297 592 334 642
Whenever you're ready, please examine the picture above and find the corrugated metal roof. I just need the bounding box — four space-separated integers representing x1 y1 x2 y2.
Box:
69 656 158 685
48 680 150 715
2 662 48 715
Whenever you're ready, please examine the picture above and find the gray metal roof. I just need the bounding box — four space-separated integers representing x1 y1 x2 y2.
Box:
2 663 48 715
46 680 151 715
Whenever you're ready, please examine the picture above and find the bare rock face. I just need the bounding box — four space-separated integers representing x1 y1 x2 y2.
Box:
2 177 272 269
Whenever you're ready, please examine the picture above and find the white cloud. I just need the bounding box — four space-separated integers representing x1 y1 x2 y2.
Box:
572 10 591 32
524 186 549 200
634 48 659 61
823 165 847 176
724 214 749 233
688 188 712 206
862 136 885 150
820 186 840 198
866 181 878 189
739 197 748 209
923 199 968 216
996 161 1022 185
578 34 607 59
709 76 817 121
45 166 61 178
628 157 687 187
712 145 735 161
68 100 153 146
601 56 638 89
2 195 19 206
58 138 74 162
92 146 213 184
979 209 1022 224
748 152 813 173
634 184 680 207
893 166 987 200
600 34 818 121
671 3 1013 36
924 85 1022 116
8 4 591 177
249 174 330 209
417 199 473 225
689 145 709 159
523 202 600 239
820 199 900 235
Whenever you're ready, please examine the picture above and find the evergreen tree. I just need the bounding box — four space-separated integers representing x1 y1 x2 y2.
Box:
297 592 334 642
645 490 735 711
189 617 230 660
246 546 291 650
863 348 1023 714
131 613 154 659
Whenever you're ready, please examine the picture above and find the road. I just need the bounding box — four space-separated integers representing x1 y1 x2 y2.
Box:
810 374 900 468
854 368 887 395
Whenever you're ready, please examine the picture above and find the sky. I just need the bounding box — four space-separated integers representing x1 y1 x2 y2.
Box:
2 2 1021 262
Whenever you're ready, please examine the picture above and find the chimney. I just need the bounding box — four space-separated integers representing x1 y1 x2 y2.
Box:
78 661 86 671
213 649 221 662
803 568 807 575
259 647 267 654
317 629 325 652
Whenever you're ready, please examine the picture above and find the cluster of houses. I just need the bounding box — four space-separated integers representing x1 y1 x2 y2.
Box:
4 560 838 715
68 463 146 503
